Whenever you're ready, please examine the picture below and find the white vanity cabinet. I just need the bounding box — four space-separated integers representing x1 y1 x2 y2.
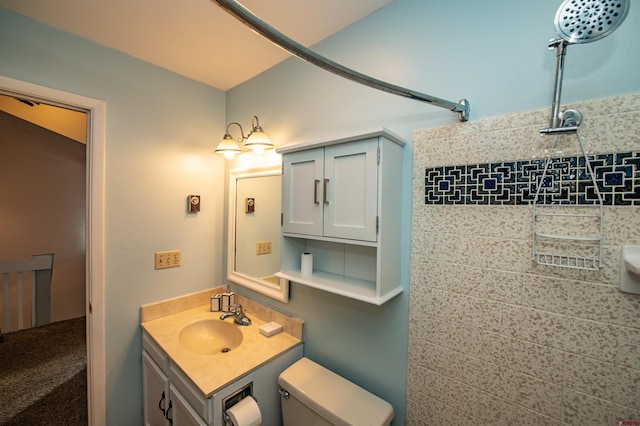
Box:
142 351 171 426
143 333 206 426
142 330 303 426
168 383 208 426
276 128 405 305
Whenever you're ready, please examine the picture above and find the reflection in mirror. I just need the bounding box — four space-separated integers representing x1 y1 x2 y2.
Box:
227 165 288 302
235 174 280 278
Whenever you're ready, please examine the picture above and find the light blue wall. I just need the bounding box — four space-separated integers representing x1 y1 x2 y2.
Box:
228 0 640 138
226 1 640 424
2 0 639 424
0 8 227 425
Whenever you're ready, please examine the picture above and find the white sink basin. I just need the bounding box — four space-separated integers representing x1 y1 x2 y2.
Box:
178 319 243 355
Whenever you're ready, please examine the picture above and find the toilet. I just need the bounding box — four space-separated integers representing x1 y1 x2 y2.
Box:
278 357 394 426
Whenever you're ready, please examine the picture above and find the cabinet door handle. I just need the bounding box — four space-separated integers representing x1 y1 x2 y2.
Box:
166 400 173 425
313 179 320 205
158 391 166 415
323 179 330 204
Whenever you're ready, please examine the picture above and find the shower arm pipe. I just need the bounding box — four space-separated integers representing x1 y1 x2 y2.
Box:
548 38 568 130
213 0 470 122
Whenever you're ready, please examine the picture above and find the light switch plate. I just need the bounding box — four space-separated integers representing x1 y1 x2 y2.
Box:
256 241 272 255
155 250 182 269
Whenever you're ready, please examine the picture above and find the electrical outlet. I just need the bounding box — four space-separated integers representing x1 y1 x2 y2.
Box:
155 250 182 269
256 241 272 255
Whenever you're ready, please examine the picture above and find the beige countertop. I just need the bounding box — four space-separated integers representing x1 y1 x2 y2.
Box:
141 292 303 397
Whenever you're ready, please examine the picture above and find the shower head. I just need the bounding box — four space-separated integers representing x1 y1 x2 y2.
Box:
554 0 630 44
542 0 630 133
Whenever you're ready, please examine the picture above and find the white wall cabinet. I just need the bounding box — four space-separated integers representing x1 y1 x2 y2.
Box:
142 331 302 426
276 128 405 305
282 139 378 242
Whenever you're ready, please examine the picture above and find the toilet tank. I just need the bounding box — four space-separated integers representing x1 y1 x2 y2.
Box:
278 357 394 426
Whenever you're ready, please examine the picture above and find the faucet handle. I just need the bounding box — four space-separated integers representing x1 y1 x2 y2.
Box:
222 303 251 325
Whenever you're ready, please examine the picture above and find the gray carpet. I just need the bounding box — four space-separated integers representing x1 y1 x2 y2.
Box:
0 317 87 425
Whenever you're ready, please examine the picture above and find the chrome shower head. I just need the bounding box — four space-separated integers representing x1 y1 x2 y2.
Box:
554 0 630 44
542 0 630 133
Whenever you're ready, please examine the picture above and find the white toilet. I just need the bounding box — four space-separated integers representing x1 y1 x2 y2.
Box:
278 357 394 426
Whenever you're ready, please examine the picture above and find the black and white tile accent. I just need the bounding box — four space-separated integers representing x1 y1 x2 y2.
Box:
425 151 640 205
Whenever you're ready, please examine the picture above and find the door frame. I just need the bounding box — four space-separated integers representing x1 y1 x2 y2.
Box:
0 75 106 425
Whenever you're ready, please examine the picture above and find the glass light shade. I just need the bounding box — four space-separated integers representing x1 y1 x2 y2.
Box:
252 144 265 155
214 134 242 159
245 130 273 155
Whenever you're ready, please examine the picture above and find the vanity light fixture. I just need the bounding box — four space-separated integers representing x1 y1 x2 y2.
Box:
214 115 273 159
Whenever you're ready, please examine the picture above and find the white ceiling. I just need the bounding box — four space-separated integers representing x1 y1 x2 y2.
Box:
0 0 394 91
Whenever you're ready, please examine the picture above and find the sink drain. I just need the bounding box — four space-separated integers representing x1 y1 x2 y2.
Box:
221 347 231 353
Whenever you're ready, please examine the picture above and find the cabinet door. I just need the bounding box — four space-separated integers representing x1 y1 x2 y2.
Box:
143 352 169 426
282 148 324 236
323 139 378 241
168 384 208 426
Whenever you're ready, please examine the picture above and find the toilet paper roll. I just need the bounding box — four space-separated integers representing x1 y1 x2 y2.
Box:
226 396 262 426
301 252 313 275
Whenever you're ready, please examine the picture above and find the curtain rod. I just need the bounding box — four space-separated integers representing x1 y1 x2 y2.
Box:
213 0 470 122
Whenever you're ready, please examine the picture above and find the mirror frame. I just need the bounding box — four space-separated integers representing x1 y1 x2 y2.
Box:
227 164 289 302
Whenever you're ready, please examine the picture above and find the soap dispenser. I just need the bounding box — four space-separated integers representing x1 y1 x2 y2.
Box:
619 245 640 295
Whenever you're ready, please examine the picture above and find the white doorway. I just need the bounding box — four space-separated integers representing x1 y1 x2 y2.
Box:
0 76 106 425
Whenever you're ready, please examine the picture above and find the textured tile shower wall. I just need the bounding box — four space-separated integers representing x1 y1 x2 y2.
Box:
408 93 640 425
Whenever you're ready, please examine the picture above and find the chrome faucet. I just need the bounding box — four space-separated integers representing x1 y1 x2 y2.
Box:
220 304 252 326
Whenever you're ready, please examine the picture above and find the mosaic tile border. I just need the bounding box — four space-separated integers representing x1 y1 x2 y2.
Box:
424 151 640 205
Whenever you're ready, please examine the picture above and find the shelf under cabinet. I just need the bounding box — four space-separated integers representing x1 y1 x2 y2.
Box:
275 270 402 305
282 232 378 247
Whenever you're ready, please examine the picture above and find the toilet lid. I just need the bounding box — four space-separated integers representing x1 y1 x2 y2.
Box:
278 357 394 426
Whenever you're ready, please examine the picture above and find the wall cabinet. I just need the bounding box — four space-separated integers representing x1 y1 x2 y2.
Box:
282 139 378 242
142 331 303 426
276 128 405 305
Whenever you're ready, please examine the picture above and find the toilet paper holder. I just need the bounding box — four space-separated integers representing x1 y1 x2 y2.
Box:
222 382 254 425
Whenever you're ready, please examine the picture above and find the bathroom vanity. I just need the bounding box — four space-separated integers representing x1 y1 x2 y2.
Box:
276 128 405 305
141 290 303 426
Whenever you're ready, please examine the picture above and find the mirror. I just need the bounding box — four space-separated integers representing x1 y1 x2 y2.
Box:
227 165 288 302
